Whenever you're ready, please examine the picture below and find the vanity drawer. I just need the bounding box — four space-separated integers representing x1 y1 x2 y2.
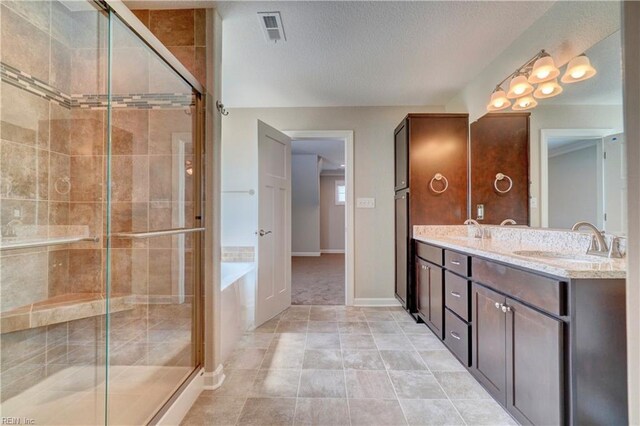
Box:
445 250 470 277
416 242 443 265
444 308 470 366
472 257 566 316
445 271 470 321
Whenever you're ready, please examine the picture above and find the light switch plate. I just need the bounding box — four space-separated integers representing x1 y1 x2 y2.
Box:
530 197 538 208
357 197 375 208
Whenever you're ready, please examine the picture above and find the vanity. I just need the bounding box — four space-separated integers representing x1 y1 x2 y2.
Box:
412 225 627 425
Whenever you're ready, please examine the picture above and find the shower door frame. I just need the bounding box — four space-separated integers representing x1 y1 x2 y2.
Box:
98 0 207 423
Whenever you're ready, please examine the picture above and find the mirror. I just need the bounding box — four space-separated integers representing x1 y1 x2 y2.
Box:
470 29 625 234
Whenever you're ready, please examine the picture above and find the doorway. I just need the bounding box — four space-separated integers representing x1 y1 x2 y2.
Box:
286 131 355 306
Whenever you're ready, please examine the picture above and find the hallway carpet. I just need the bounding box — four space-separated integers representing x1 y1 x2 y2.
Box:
292 254 345 305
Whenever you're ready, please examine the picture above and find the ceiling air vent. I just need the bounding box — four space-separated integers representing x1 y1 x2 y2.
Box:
258 12 286 43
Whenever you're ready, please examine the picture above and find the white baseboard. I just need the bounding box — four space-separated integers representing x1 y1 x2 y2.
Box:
157 368 204 425
321 249 345 254
203 364 226 390
292 252 321 257
354 298 402 307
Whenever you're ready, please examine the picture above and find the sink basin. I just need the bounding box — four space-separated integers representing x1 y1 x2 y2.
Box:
512 250 607 264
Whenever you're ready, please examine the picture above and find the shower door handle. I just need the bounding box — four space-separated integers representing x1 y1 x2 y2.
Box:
256 229 272 237
111 227 205 239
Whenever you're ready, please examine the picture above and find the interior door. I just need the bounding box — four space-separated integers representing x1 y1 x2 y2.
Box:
256 120 292 326
603 133 627 235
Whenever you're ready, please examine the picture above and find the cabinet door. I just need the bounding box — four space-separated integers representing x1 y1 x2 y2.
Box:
428 264 444 339
416 257 429 320
395 192 409 306
505 298 563 426
471 284 507 404
394 121 408 191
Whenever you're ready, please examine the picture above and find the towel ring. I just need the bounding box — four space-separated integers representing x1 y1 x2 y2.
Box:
494 173 513 194
429 173 449 194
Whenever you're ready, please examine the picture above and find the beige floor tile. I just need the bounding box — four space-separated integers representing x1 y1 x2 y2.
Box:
345 370 396 399
342 349 385 370
302 349 343 370
306 333 340 349
294 398 349 425
261 348 305 370
307 321 339 333
275 320 309 333
373 333 414 350
298 369 346 398
237 397 297 426
224 348 267 370
270 333 308 350
399 399 465 426
368 321 402 334
380 350 428 371
452 399 517 425
251 369 301 398
419 350 466 372
338 321 371 334
348 399 408 425
433 371 493 399
339 334 376 350
180 394 246 425
215 369 260 396
388 370 447 399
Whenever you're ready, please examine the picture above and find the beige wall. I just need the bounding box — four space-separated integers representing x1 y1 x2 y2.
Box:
292 154 321 254
320 175 346 252
222 105 443 300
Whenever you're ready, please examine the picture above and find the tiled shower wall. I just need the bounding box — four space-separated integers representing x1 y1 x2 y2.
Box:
0 1 208 403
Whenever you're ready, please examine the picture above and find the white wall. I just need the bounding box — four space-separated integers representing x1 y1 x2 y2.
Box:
292 154 320 254
548 144 599 229
221 105 443 299
529 105 623 227
320 175 345 252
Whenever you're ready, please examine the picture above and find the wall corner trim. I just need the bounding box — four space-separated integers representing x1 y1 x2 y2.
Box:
203 364 226 390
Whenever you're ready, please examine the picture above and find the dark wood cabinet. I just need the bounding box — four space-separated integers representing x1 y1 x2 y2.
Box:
395 191 409 306
394 121 408 191
394 114 469 312
471 283 507 404
416 256 444 339
506 297 563 426
470 113 530 225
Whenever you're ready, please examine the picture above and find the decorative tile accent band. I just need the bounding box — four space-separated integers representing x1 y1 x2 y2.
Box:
1 62 194 110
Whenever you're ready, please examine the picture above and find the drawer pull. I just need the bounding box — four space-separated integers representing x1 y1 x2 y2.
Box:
451 260 461 266
450 291 461 298
449 331 461 340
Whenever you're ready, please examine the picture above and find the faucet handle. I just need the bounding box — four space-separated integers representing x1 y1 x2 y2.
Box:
608 236 624 259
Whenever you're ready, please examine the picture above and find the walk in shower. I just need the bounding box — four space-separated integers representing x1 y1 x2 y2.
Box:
0 1 204 424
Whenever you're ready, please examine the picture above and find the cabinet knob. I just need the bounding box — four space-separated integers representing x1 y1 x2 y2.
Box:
495 302 501 310
501 305 512 313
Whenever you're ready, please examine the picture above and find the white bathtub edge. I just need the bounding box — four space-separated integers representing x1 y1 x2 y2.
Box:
157 368 204 426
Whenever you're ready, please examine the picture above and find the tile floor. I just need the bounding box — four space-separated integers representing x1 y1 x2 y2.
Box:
182 305 516 426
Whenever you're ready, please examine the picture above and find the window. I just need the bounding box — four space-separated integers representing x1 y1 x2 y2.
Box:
335 180 346 205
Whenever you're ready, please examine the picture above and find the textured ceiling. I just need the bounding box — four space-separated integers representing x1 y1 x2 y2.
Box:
292 139 345 171
217 1 555 108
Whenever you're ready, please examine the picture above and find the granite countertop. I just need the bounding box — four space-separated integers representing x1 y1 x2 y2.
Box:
413 225 627 280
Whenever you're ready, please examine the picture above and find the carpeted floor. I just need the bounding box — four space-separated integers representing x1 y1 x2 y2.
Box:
292 254 345 305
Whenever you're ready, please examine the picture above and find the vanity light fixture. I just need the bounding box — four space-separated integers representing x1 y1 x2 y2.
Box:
528 52 560 83
512 95 537 111
487 86 511 111
561 54 597 83
533 78 563 99
507 73 534 99
486 49 597 112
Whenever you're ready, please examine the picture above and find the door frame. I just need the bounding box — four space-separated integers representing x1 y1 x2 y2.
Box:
540 128 613 227
284 130 355 306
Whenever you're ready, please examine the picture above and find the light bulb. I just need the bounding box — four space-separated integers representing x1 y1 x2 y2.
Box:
541 85 554 95
519 99 530 108
571 69 586 79
536 69 550 79
494 99 504 108
514 86 525 95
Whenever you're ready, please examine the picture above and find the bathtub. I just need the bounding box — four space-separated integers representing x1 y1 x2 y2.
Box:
220 262 256 363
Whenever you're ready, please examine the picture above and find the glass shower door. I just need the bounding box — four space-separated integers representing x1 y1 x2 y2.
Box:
105 11 203 425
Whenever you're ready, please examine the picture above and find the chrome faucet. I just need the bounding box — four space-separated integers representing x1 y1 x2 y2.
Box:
500 219 517 226
464 219 485 239
571 221 622 258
